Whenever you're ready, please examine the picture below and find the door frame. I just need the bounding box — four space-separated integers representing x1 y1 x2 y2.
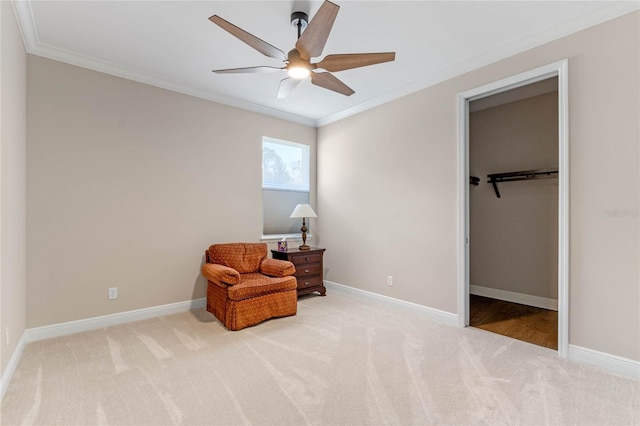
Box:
456 60 569 357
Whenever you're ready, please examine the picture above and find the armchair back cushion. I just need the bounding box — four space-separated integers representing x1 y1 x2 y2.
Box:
208 243 266 274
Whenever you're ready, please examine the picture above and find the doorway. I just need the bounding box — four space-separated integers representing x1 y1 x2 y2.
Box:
457 61 569 356
469 77 558 349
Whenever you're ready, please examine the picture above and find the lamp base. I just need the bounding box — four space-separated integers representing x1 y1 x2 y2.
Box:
298 244 311 250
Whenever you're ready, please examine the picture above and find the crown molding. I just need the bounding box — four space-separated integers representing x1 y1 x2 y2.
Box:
27 40 317 127
316 1 640 126
12 0 38 50
12 0 316 127
13 1 639 129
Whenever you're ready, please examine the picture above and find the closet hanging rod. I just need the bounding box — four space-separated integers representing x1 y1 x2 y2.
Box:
487 168 558 198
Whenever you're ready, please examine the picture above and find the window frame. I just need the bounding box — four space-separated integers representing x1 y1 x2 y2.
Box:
261 136 312 241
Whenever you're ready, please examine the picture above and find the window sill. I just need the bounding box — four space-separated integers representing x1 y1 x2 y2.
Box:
260 234 313 242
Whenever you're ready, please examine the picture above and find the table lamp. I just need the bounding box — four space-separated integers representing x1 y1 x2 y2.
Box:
290 204 317 250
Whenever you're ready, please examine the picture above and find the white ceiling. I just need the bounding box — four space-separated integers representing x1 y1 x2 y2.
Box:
13 1 639 127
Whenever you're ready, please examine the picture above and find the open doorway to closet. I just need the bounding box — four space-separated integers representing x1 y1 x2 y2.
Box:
457 61 569 355
468 77 559 349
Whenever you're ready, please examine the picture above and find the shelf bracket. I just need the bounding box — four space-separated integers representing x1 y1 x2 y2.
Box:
489 177 501 198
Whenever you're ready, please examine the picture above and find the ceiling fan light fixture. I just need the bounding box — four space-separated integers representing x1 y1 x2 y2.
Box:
288 66 311 79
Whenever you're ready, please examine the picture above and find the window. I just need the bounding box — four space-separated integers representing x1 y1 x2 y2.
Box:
262 137 310 237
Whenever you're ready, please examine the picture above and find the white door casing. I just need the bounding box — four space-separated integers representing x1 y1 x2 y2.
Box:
456 60 569 357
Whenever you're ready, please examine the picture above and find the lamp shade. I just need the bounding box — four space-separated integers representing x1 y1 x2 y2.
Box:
290 204 317 218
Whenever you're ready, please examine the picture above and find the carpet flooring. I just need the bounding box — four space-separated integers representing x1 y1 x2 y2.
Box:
1 286 638 425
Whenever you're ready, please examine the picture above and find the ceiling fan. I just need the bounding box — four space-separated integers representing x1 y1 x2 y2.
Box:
209 0 395 99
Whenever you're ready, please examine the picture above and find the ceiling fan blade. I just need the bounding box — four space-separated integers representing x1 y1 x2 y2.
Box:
212 66 283 74
277 78 302 99
295 1 339 59
316 52 396 72
209 15 285 60
310 72 354 96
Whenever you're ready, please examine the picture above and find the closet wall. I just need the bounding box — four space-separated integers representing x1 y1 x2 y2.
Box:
469 85 559 302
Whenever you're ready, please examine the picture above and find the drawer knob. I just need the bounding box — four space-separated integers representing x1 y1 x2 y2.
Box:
305 257 310 261
304 281 309 286
304 269 310 273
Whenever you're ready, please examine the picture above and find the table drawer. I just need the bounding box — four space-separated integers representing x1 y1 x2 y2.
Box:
294 263 321 277
291 253 323 265
297 276 322 289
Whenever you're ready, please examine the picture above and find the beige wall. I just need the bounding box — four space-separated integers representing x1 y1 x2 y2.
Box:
26 56 316 328
317 12 639 361
469 91 558 300
1 1 28 376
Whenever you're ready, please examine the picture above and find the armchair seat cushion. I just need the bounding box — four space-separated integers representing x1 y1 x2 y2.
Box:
228 273 297 301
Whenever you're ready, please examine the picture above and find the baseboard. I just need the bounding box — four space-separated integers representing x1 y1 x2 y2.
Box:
1 298 206 402
470 284 558 311
569 344 640 379
25 297 206 343
324 281 458 327
324 282 639 379
3 291 637 405
0 332 27 401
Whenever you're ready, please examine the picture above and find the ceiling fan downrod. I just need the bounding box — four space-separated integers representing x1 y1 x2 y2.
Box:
290 11 308 39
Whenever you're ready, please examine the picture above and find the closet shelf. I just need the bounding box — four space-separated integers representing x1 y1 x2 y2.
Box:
487 168 558 198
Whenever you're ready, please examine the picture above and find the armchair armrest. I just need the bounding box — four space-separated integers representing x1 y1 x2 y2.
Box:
260 258 295 277
201 263 240 285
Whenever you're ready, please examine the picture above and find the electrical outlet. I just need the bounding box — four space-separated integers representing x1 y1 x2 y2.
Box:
108 287 118 300
387 276 394 286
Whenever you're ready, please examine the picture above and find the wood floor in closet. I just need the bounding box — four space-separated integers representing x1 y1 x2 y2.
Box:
470 294 558 350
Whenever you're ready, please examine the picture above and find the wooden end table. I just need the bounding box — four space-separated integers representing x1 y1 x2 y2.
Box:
271 247 326 297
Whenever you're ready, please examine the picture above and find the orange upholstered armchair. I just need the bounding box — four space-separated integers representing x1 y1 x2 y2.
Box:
202 243 298 330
